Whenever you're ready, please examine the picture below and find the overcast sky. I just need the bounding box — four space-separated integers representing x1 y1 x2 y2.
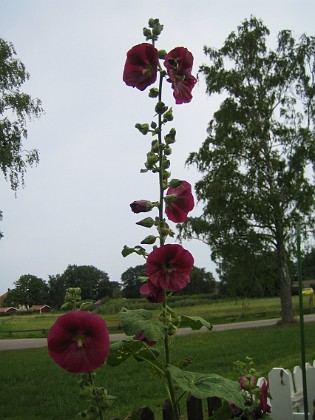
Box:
1 0 314 293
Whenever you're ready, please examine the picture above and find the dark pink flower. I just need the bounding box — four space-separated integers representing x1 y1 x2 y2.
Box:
165 181 194 223
135 331 156 346
140 280 164 303
259 379 271 414
123 43 159 91
164 47 197 104
47 310 110 374
130 200 154 213
146 244 194 291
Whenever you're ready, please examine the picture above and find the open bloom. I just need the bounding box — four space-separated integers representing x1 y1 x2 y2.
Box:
146 244 194 291
123 43 159 91
164 47 197 104
140 280 164 303
47 310 110 373
165 181 194 223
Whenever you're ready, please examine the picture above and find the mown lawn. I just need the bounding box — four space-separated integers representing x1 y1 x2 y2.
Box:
0 321 315 419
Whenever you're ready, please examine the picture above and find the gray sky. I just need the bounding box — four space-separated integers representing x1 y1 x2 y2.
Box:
1 0 314 293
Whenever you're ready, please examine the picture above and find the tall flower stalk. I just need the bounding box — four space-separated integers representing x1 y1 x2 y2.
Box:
110 17 245 420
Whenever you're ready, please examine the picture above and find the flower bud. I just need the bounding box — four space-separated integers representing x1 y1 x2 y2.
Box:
150 121 157 129
169 179 183 188
158 49 167 59
135 123 149 135
149 88 159 98
164 145 172 156
146 151 159 165
143 27 152 39
141 235 157 244
136 217 155 228
165 128 176 144
151 139 159 152
130 200 155 213
239 375 257 390
163 108 174 122
164 194 176 205
155 101 168 115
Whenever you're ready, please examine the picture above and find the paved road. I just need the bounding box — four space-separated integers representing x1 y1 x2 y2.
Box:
1 314 315 351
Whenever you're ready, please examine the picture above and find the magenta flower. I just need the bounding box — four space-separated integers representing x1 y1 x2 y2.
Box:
164 47 197 104
259 379 271 414
140 280 164 303
123 43 159 91
130 200 154 213
146 244 194 291
165 181 194 223
47 311 110 374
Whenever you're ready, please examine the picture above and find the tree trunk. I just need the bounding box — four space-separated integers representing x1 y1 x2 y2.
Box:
277 241 294 323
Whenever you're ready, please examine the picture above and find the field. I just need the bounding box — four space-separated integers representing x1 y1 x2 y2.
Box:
0 295 315 419
1 322 315 419
0 295 313 338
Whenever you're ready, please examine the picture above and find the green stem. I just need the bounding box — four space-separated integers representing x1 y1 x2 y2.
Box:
88 371 104 420
157 69 180 420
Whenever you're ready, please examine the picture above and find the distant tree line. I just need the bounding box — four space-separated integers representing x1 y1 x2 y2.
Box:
3 247 315 309
2 263 218 309
2 265 120 309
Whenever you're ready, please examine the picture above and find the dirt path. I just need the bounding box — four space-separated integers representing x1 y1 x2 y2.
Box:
1 314 315 351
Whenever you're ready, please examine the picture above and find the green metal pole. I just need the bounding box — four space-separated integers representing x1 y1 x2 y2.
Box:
296 223 308 420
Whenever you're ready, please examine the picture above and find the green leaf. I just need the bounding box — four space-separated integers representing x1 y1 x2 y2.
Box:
179 315 212 331
107 339 160 367
120 309 166 342
168 365 244 408
107 340 143 366
121 245 146 258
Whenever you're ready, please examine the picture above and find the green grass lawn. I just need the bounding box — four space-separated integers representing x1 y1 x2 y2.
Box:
0 295 312 339
0 321 315 419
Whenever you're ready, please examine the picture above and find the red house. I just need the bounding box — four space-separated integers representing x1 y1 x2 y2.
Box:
29 305 51 314
0 307 17 313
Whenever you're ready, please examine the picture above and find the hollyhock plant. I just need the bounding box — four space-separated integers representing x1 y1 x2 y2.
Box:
146 243 194 291
164 47 197 104
164 180 194 223
116 18 245 420
47 310 110 374
123 43 159 91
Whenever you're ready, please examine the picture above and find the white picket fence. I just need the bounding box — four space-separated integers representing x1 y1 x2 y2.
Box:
266 361 315 419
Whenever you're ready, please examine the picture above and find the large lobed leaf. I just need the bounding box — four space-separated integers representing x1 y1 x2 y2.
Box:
107 339 159 367
120 308 166 342
179 315 212 331
168 365 244 408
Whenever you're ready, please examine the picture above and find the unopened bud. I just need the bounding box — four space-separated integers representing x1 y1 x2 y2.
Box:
155 101 168 115
146 151 159 165
136 217 155 228
130 200 154 213
169 179 183 188
158 49 167 59
164 145 172 156
135 123 149 135
163 108 173 122
149 88 159 98
165 128 176 144
141 235 157 245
